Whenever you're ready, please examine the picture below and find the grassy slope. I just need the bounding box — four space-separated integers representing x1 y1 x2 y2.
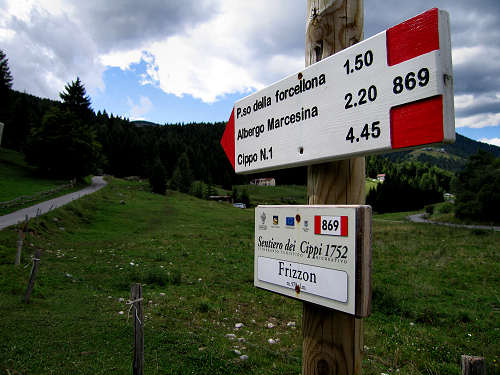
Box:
0 148 86 215
0 148 71 201
234 180 379 206
0 178 498 374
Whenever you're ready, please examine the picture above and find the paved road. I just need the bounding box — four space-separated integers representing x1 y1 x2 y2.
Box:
0 176 107 231
407 213 500 232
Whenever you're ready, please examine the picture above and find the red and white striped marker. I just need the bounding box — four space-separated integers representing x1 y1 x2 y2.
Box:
221 8 454 174
314 215 348 237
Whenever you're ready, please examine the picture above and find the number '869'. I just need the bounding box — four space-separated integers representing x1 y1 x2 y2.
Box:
393 68 430 94
322 219 339 232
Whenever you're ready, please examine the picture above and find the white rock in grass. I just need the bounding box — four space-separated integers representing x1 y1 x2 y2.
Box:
235 323 244 329
118 311 124 315
118 297 125 302
267 338 276 344
234 349 241 355
266 322 275 329
287 321 296 327
239 354 249 361
238 337 246 343
130 262 135 266
225 333 237 340
159 293 166 296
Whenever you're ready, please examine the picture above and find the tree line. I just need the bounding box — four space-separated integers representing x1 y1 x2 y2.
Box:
1 49 497 219
366 156 453 213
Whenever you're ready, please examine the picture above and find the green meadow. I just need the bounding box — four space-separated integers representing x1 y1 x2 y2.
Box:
0 178 498 374
0 148 83 215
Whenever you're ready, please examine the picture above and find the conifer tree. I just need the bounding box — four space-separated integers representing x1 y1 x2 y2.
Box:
59 77 93 121
26 78 101 179
0 49 13 102
169 152 194 193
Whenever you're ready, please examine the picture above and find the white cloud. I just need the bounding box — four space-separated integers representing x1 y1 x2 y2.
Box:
454 94 474 110
452 46 484 66
456 113 500 128
100 49 143 71
0 3 106 100
0 0 304 104
97 0 304 103
478 137 500 147
127 96 153 120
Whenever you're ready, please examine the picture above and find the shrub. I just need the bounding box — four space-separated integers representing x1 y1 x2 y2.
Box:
437 202 453 214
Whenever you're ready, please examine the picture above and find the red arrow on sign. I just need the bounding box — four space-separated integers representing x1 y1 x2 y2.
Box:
220 108 235 169
221 8 454 173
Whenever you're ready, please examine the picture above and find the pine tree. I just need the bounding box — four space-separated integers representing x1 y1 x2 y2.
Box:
25 79 101 179
26 106 101 179
0 49 13 103
169 152 194 193
59 77 93 121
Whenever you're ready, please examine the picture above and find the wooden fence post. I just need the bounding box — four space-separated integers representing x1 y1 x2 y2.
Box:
131 283 144 375
24 248 41 303
461 355 485 375
303 1 365 374
15 216 29 266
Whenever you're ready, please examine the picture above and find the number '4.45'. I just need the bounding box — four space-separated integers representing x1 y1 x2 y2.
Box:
346 121 381 143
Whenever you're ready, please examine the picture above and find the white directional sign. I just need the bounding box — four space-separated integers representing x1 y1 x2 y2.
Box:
254 205 371 316
221 8 454 174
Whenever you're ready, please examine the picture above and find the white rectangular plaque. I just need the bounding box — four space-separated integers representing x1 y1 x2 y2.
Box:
254 205 372 316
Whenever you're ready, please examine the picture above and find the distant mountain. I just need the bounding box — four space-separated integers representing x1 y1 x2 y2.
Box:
381 133 500 172
132 120 161 127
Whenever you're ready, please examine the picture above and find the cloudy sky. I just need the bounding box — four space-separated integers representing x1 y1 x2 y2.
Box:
1 0 499 146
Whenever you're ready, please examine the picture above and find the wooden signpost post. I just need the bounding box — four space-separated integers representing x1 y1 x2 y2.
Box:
303 2 365 374
221 2 454 374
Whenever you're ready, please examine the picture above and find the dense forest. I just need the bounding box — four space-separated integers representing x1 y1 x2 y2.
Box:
1 49 499 216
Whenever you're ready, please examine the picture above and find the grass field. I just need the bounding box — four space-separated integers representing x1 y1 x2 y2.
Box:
0 177 498 374
0 148 86 215
234 179 379 206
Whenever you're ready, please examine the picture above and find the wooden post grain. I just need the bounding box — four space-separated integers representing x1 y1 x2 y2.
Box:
303 1 365 374
24 248 40 303
131 283 144 375
461 355 485 375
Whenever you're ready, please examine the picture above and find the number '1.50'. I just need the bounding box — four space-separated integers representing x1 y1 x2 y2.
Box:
344 50 374 75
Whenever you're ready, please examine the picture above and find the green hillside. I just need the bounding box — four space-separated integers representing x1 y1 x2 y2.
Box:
381 134 500 172
0 148 70 202
0 177 498 374
0 148 84 215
